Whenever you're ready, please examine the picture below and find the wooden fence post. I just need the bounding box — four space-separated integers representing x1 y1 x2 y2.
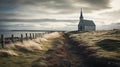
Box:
11 34 14 43
32 33 34 39
21 34 23 43
26 33 28 40
1 34 5 48
30 33 32 40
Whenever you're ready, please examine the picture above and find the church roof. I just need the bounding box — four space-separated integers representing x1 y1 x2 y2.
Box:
80 19 95 26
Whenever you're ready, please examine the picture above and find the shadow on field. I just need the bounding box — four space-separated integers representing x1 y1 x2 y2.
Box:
96 39 120 51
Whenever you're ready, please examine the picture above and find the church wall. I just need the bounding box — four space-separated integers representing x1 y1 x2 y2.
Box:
84 26 95 31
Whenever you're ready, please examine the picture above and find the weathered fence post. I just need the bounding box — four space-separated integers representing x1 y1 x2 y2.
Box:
11 34 14 43
1 34 5 48
30 33 32 40
26 33 28 40
32 33 34 39
21 34 23 43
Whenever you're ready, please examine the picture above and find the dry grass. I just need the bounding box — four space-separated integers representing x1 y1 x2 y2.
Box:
68 30 120 60
1 31 119 67
2 32 60 53
0 49 18 56
0 32 61 67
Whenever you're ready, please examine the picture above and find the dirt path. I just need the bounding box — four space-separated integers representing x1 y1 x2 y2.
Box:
63 34 87 67
31 33 87 67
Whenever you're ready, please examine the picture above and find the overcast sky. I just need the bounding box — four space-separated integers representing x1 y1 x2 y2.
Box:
0 0 120 30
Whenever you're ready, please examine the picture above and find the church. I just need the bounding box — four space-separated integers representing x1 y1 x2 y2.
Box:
78 9 96 31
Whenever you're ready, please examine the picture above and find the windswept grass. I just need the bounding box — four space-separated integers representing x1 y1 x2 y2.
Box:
31 33 69 67
66 30 120 66
0 49 18 57
1 30 119 67
0 32 60 67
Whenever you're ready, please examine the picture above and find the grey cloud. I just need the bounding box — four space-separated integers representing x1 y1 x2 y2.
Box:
0 0 112 30
0 0 111 14
80 0 110 8
0 18 77 23
0 24 27 27
0 0 68 7
102 9 120 18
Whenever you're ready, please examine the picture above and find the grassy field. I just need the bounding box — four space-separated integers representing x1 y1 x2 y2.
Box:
0 30 120 67
0 32 60 67
66 30 120 66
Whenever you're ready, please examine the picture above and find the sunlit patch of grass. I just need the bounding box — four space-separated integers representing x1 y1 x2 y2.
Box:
0 32 61 67
0 49 18 57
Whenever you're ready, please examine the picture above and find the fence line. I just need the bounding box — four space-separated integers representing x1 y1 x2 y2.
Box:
1 34 5 48
0 32 52 48
11 34 14 43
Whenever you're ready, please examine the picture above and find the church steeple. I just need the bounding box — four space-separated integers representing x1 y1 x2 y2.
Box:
80 8 83 20
78 9 96 31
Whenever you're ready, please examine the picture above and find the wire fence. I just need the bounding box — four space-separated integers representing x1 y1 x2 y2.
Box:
0 32 52 48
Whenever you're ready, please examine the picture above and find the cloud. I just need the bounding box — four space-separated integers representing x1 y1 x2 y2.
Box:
101 9 120 20
0 21 77 30
0 0 111 22
0 0 112 20
80 0 110 8
0 0 111 14
0 18 77 23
